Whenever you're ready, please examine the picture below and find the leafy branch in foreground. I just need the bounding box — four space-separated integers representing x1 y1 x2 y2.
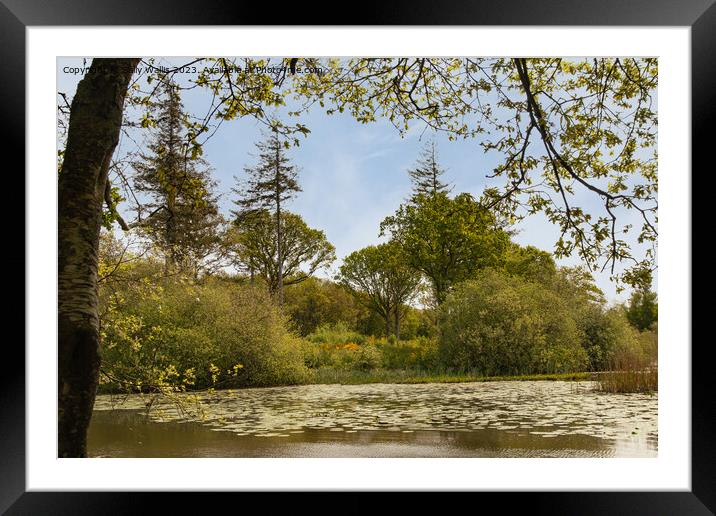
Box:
289 57 657 289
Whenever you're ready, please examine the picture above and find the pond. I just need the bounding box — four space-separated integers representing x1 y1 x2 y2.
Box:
88 381 657 458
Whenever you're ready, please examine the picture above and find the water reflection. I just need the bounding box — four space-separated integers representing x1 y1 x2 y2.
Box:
89 381 657 458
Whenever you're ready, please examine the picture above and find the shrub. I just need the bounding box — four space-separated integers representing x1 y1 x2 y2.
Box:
398 307 437 339
437 269 588 376
300 339 381 371
636 328 658 365
100 276 310 392
306 322 367 346
347 343 382 371
378 337 439 370
596 323 657 393
580 306 638 371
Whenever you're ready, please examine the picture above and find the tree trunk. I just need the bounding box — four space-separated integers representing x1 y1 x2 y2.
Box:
275 144 284 305
58 58 139 457
276 204 283 304
394 306 401 340
164 193 176 275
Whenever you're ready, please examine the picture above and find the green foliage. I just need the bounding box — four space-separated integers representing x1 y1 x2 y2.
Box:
437 269 588 376
407 138 451 198
597 324 658 393
551 265 606 306
132 80 222 274
580 306 638 371
231 128 306 303
227 210 335 294
301 341 379 372
636 328 658 363
503 243 557 285
378 337 439 370
99 269 310 393
338 242 422 336
232 129 301 217
625 286 658 331
291 57 657 288
306 322 368 346
396 306 437 339
283 277 361 336
381 192 510 304
301 322 438 372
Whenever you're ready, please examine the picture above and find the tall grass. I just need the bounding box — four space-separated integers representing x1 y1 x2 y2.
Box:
596 330 657 393
596 369 657 393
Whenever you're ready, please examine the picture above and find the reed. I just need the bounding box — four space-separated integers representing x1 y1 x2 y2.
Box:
597 343 657 394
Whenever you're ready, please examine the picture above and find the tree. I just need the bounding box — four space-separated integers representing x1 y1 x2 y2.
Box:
381 192 510 305
132 80 222 275
58 58 140 457
503 243 557 285
233 129 302 303
625 284 658 331
228 210 335 295
407 138 451 198
551 265 606 307
338 243 421 338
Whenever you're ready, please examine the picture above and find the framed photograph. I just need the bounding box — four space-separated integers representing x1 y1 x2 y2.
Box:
7 0 710 513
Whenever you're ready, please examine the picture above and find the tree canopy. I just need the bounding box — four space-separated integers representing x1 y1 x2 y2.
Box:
381 191 510 304
131 80 222 275
338 242 422 337
228 209 335 293
289 57 657 288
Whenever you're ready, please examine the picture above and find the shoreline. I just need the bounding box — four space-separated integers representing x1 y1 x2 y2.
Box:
98 371 598 396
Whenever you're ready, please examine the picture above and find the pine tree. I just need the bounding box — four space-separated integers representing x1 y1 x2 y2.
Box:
232 128 302 303
407 138 451 198
132 80 220 275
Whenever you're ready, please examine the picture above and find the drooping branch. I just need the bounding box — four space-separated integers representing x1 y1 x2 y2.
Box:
513 58 657 275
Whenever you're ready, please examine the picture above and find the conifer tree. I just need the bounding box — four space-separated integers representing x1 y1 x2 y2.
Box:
407 138 451 198
132 80 220 275
232 128 302 303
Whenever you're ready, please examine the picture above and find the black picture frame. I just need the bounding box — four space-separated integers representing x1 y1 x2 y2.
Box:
4 0 709 513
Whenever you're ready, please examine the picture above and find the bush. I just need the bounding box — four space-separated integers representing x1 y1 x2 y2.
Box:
302 325 438 372
377 337 439 370
398 307 437 339
437 269 588 376
301 340 381 371
100 276 311 392
596 318 658 393
636 328 658 365
306 322 367 345
580 306 638 371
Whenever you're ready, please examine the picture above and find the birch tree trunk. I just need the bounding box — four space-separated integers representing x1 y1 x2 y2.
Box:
58 58 139 457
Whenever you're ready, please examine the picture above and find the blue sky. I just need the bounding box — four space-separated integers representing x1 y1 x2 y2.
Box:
57 57 657 303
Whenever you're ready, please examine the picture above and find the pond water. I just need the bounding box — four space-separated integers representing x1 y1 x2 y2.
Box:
88 381 657 458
